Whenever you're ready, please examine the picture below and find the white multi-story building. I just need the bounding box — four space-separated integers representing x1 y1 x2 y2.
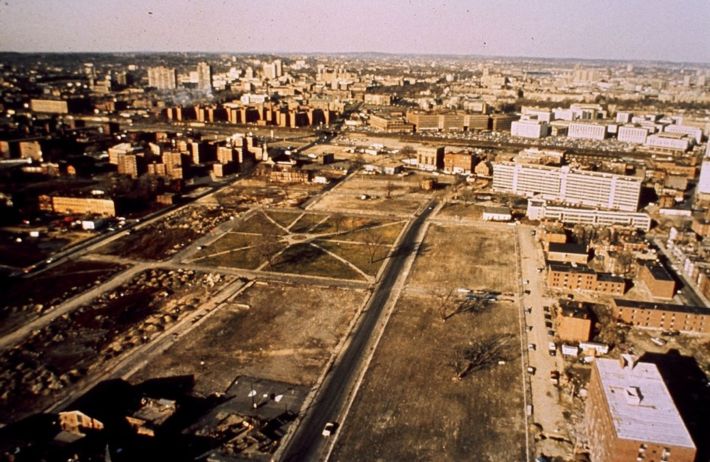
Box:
617 125 650 144
196 61 212 91
645 133 691 152
521 106 553 122
664 124 703 143
147 66 177 90
568 122 607 140
527 198 651 230
615 111 632 124
698 157 710 197
511 120 549 139
493 162 641 211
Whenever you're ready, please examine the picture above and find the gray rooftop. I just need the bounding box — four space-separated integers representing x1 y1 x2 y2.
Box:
595 358 695 449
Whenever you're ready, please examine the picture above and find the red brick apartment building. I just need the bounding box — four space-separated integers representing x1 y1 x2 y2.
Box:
443 151 476 174
612 299 710 334
638 261 676 299
547 263 626 295
585 357 696 462
556 300 593 342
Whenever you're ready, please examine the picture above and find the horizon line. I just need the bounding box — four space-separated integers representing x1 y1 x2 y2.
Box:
0 49 708 66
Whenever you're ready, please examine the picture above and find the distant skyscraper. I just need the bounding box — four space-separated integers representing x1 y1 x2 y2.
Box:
262 60 282 80
147 66 177 90
196 61 212 91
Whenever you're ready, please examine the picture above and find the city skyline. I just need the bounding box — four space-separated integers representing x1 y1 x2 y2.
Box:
1 0 709 63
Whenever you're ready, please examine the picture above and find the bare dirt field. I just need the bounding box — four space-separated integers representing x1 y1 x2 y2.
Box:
407 223 518 292
332 222 526 461
310 174 433 216
129 282 367 394
212 178 324 209
0 259 126 337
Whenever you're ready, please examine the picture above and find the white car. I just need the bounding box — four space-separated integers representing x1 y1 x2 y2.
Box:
322 421 337 437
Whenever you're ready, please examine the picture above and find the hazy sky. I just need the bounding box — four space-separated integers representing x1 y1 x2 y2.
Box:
1 0 708 62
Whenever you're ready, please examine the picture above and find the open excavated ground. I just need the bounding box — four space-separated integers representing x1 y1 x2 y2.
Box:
310 174 433 216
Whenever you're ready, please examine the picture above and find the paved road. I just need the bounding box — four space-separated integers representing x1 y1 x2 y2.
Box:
650 237 709 308
281 199 437 462
517 225 568 445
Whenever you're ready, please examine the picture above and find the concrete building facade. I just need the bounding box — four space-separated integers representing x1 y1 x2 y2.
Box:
493 162 642 211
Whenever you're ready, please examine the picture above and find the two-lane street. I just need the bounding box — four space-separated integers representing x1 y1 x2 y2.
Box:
281 199 437 461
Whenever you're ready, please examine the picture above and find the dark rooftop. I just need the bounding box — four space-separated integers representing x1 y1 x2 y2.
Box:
642 261 674 282
548 242 588 255
614 298 709 316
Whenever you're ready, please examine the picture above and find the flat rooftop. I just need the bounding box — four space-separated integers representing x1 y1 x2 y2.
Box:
642 261 674 282
595 358 695 449
548 242 588 255
613 298 708 316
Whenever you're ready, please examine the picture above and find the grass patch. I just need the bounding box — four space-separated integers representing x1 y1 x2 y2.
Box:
334 221 405 245
201 232 260 254
264 209 303 228
316 240 389 277
232 211 288 235
288 213 330 233
267 243 365 280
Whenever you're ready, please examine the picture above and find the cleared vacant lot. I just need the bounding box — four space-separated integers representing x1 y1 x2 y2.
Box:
311 174 433 216
332 223 526 461
408 223 518 292
189 209 404 281
129 282 367 393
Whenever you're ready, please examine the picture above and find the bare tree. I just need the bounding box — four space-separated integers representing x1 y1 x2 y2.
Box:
362 227 385 264
258 235 283 267
385 181 395 199
332 212 345 233
399 145 417 157
442 296 493 322
431 288 457 322
449 335 511 381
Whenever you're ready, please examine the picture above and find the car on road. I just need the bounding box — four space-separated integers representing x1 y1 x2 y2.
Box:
322 421 338 437
547 329 555 336
523 289 531 295
550 370 560 385
527 343 536 351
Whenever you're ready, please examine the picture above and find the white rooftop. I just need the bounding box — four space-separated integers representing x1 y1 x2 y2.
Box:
595 358 695 449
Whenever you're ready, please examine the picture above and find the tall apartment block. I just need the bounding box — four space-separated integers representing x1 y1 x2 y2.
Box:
196 61 212 91
585 358 696 462
493 162 642 211
148 66 177 90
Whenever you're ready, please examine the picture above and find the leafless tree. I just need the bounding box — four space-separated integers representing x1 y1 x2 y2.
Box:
362 227 385 264
449 335 511 381
442 297 493 322
385 181 395 199
332 212 345 233
399 145 417 157
258 235 282 267
431 288 457 322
